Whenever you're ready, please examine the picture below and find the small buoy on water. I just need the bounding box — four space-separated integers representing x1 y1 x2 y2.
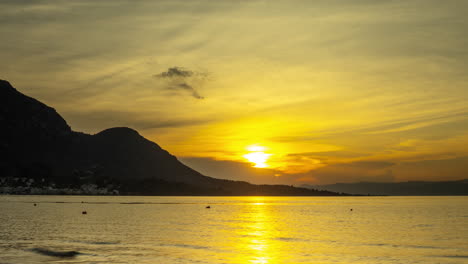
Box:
33 203 37 206
350 208 353 211
206 206 211 209
82 211 87 214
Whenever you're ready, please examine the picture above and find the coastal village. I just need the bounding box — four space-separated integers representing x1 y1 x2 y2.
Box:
0 176 119 195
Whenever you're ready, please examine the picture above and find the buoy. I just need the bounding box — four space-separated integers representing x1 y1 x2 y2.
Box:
33 203 37 206
350 208 353 211
82 211 87 214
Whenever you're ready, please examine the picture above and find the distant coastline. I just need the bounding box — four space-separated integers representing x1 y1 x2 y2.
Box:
0 180 118 196
0 177 351 196
303 179 468 196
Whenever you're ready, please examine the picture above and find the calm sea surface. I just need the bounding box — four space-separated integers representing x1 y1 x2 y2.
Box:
0 196 467 264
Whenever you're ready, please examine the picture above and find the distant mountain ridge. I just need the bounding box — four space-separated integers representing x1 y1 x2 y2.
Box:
303 179 468 196
0 79 342 196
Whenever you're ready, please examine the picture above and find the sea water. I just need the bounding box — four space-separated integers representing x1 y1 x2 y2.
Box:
0 196 467 264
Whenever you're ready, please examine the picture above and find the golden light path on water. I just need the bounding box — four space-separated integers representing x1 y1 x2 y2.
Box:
236 197 278 264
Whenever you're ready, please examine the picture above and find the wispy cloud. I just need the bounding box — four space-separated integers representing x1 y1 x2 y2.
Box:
155 67 206 99
172 83 204 99
156 67 194 78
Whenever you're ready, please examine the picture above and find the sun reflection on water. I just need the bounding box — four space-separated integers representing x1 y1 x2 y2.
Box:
235 197 279 264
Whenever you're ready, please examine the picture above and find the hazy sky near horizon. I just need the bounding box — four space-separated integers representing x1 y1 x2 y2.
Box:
1 0 468 184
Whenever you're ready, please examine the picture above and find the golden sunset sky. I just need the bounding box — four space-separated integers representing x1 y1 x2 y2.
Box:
1 0 467 185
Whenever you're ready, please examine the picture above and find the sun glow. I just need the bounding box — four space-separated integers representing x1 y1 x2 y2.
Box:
244 145 271 168
247 145 266 152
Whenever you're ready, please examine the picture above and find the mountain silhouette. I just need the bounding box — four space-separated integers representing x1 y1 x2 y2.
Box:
0 80 341 195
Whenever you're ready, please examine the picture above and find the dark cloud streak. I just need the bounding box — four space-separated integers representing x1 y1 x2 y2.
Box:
155 66 205 99
172 83 204 99
156 67 193 78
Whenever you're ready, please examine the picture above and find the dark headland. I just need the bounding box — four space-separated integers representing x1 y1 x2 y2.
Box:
0 80 344 196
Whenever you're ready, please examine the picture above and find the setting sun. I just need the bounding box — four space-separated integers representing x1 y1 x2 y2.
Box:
244 145 271 168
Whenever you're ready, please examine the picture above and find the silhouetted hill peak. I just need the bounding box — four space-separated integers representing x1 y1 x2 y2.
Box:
96 127 140 137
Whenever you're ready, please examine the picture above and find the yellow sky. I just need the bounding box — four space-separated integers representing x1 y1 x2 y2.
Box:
1 0 467 184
